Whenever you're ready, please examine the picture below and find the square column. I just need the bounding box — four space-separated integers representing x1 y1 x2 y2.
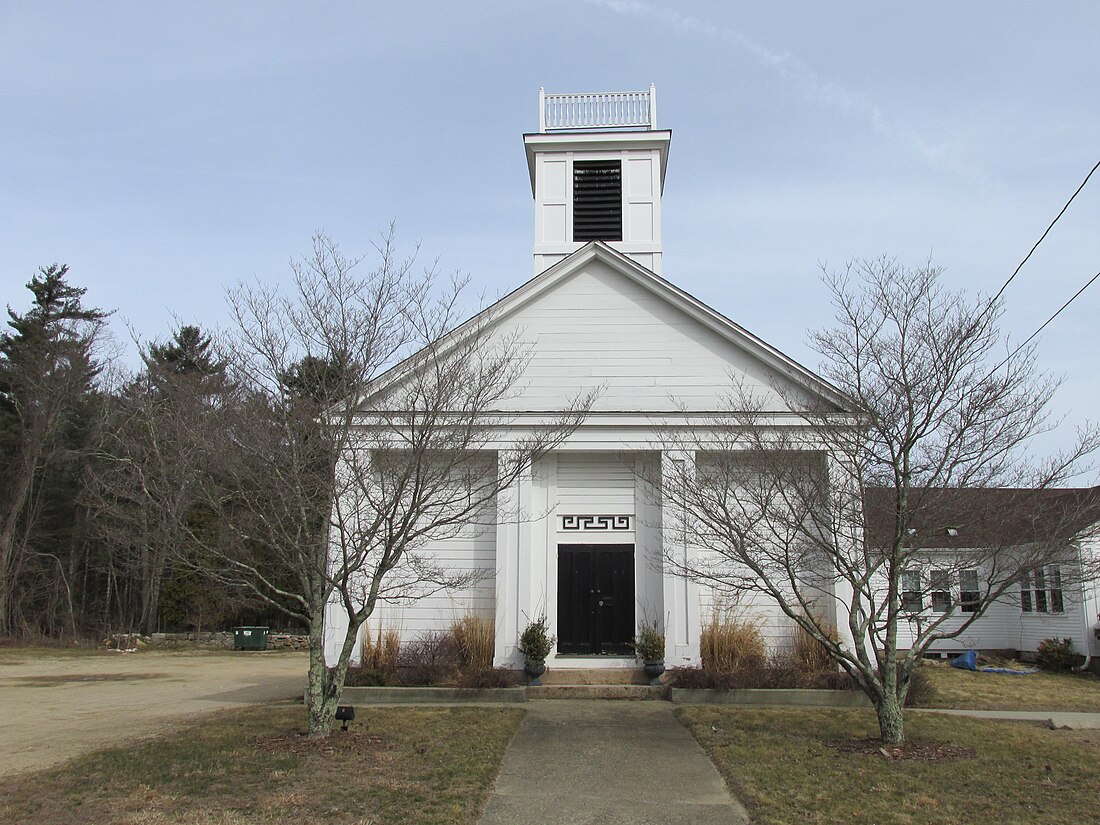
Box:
662 449 701 665
494 451 549 666
823 450 865 656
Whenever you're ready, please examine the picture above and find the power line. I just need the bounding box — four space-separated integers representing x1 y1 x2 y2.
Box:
988 269 1100 376
988 158 1100 308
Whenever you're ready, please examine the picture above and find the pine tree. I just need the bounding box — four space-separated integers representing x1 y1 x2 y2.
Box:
0 265 109 636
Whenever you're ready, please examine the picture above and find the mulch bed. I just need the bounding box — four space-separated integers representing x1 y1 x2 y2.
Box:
828 737 977 761
255 731 392 757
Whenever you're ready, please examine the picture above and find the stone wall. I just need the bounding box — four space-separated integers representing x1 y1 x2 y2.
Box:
106 631 309 650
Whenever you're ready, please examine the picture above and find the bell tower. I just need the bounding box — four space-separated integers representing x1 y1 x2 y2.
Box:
524 86 672 274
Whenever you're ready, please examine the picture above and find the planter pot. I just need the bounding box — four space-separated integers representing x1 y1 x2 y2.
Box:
524 659 547 686
643 661 665 686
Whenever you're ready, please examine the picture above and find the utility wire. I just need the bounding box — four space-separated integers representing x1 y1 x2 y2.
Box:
975 158 1100 380
987 269 1100 376
987 158 1100 309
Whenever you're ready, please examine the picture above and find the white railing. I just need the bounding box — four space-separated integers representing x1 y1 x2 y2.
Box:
539 85 657 132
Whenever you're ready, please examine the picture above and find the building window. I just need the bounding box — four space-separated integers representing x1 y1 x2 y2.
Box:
1020 566 1064 614
930 571 951 613
573 160 622 242
959 569 980 613
901 570 922 612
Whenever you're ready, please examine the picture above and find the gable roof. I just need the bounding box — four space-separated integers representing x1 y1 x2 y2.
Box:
361 242 853 412
863 486 1100 548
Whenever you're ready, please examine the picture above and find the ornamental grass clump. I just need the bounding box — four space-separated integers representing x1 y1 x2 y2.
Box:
346 624 402 684
451 613 495 671
791 622 837 673
700 609 766 672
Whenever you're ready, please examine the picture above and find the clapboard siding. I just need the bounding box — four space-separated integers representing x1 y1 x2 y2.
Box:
365 505 497 647
916 599 1019 653
490 259 792 412
556 452 635 515
1017 596 1085 654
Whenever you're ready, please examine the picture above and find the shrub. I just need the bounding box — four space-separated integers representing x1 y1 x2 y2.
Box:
666 666 739 689
808 669 856 691
667 653 855 691
344 666 390 686
396 630 462 685
903 664 933 707
451 613 495 671
518 615 554 663
700 609 767 672
457 667 525 688
1036 637 1085 672
634 619 665 662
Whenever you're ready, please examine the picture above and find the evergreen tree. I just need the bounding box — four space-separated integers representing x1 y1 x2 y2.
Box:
0 265 108 636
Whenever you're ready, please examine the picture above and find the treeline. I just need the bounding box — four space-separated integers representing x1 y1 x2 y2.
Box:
0 265 306 640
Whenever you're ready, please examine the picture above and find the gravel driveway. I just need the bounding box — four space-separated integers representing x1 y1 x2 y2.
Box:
0 649 307 776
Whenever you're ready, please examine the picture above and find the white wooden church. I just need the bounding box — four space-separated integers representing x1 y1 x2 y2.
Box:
323 88 857 670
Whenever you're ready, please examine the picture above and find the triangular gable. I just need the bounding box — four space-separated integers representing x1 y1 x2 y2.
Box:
360 242 852 414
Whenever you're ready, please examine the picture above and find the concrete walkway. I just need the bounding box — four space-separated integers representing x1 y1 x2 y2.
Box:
914 707 1100 729
478 699 748 825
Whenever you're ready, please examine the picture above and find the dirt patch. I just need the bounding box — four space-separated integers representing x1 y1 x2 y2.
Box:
14 672 168 686
828 737 977 760
0 649 306 776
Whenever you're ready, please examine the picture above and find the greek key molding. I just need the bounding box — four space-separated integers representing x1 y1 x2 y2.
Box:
560 514 632 531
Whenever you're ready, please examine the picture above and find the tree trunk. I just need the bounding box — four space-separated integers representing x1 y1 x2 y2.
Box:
141 557 165 636
0 527 24 637
304 613 336 736
874 691 905 745
304 607 364 738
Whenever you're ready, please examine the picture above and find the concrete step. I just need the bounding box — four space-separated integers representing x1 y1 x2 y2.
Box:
538 667 649 685
527 684 669 700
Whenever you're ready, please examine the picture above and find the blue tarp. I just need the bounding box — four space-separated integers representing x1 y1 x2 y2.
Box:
950 650 978 670
949 649 1037 675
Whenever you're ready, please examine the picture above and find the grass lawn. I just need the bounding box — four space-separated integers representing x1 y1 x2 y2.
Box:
679 706 1100 825
0 704 524 825
916 659 1100 712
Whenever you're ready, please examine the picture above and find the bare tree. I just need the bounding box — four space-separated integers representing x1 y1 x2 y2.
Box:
660 258 1099 744
191 232 591 735
85 326 228 635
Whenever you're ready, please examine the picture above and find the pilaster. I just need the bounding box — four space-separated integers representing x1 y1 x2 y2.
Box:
661 449 701 665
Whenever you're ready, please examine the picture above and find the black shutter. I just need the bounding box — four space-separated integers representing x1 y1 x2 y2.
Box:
573 160 622 242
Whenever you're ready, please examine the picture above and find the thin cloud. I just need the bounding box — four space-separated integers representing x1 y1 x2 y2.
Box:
587 0 967 174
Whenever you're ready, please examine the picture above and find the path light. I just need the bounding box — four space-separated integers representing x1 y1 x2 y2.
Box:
335 705 355 732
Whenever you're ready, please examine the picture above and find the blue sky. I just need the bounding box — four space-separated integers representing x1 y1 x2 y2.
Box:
2 2 1097 464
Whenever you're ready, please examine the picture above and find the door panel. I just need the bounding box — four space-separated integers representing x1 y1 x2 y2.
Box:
557 544 635 655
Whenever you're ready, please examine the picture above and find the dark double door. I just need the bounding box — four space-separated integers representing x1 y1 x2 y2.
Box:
557 544 635 655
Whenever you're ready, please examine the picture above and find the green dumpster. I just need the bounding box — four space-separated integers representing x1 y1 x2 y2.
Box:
233 626 270 651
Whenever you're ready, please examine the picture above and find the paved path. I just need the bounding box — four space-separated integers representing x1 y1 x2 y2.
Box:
0 649 307 776
478 700 748 825
915 707 1100 729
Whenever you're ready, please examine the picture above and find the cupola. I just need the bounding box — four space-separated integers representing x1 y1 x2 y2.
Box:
524 86 672 274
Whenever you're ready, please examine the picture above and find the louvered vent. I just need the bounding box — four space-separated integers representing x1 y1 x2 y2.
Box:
573 161 622 242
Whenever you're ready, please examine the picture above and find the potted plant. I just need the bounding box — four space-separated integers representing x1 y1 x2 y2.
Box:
518 615 555 685
635 619 666 685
